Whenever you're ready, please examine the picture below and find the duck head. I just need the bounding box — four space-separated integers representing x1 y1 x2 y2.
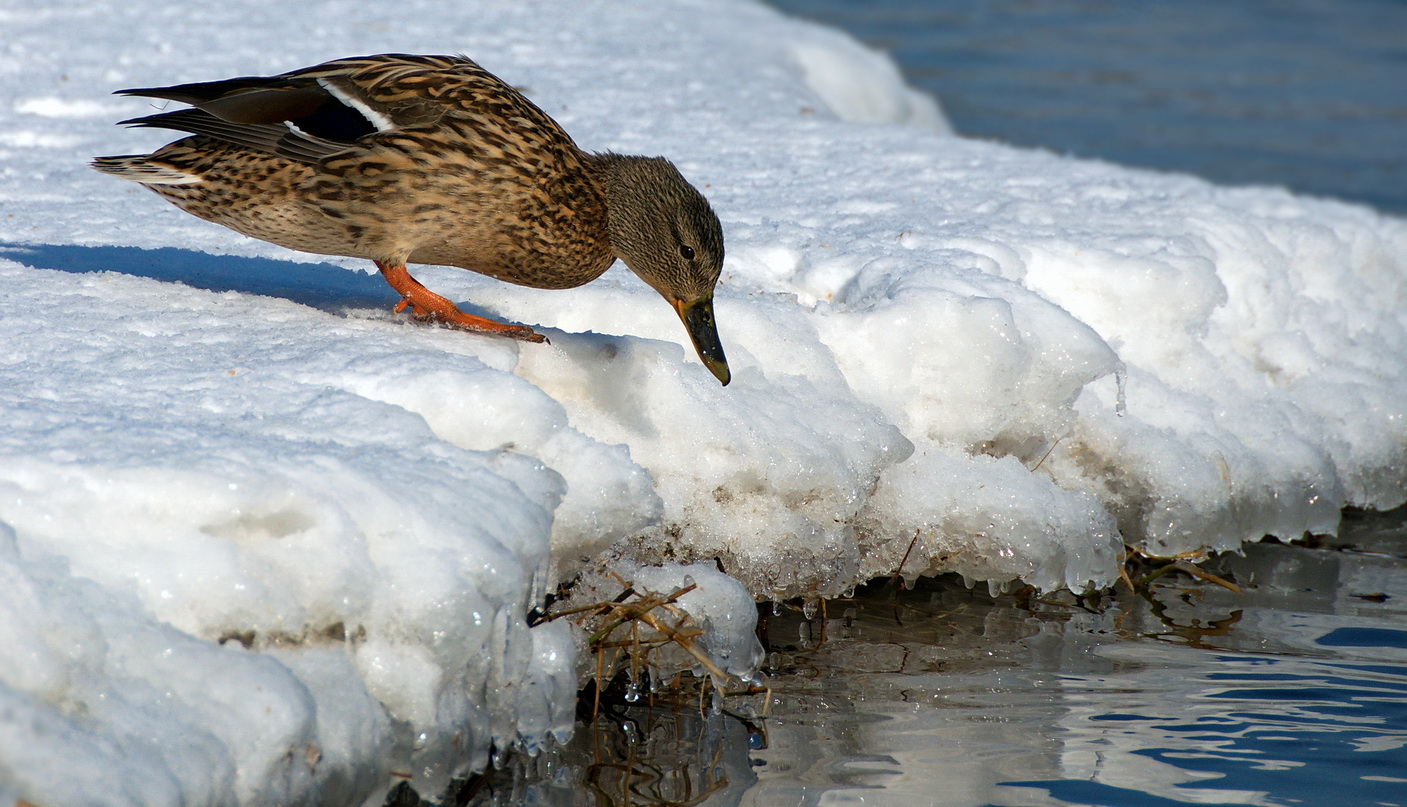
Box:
597 155 730 386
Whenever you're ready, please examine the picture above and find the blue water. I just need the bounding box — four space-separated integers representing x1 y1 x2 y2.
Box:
446 509 1407 807
768 0 1407 214
1012 653 1407 805
729 511 1407 807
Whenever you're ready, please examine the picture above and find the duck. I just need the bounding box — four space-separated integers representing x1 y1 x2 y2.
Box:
92 53 730 385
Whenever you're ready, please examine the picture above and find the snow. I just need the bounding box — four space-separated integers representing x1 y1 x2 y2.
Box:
2 0 1406 803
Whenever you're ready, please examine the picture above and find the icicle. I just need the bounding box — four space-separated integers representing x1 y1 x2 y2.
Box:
621 720 641 743
528 562 547 612
801 597 819 620
624 666 641 702
1114 360 1128 416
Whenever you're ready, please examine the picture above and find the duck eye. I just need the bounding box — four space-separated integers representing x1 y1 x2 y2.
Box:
680 245 696 261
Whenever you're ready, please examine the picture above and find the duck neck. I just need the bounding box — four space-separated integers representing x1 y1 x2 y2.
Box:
583 152 667 262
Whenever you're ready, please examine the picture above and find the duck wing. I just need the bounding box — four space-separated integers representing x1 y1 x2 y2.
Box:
115 54 559 165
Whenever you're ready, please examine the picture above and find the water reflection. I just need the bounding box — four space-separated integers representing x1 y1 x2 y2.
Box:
421 705 760 806
441 508 1405 807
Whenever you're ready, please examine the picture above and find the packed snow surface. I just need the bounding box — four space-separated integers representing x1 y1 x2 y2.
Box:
2 0 1406 804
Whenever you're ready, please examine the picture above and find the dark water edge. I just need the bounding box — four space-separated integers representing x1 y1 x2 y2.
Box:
767 0 1407 215
396 505 1407 807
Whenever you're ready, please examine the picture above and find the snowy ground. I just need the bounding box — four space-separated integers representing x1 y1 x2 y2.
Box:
2 0 1405 804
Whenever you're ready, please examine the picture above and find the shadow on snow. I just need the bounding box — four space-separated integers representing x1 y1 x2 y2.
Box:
0 242 399 314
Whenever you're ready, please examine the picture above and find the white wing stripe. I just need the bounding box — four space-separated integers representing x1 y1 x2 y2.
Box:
317 78 396 132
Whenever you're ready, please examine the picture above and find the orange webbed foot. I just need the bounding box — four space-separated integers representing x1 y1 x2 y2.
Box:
377 261 547 343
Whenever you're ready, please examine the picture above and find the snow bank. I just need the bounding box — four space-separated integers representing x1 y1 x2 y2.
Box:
2 0 1406 803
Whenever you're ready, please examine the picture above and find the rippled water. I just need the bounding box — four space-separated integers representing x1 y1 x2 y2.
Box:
742 513 1407 806
768 0 1407 214
439 508 1407 807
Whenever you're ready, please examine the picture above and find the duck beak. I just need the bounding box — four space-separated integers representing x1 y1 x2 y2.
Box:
672 296 731 386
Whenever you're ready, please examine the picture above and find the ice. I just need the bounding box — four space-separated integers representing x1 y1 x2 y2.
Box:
788 26 951 130
510 301 913 600
855 449 1121 593
617 561 766 682
2 0 1406 803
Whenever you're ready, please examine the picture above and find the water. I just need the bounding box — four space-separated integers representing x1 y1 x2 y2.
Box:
417 507 1407 807
732 511 1407 806
768 0 1407 214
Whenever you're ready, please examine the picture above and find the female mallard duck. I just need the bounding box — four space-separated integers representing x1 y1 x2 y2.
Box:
93 53 730 385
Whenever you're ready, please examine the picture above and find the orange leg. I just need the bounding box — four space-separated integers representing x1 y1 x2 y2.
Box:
375 261 546 343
